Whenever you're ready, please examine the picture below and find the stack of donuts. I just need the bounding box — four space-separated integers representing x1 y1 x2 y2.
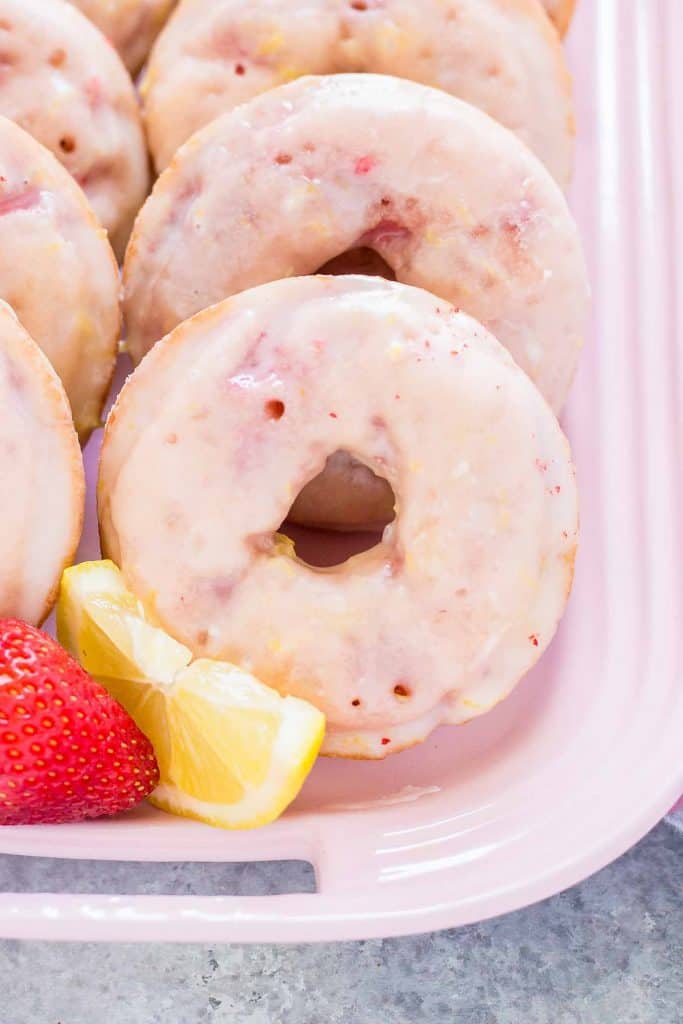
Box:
0 0 586 758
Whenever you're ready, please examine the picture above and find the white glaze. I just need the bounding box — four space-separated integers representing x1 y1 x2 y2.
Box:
143 0 574 182
0 303 84 625
101 276 578 757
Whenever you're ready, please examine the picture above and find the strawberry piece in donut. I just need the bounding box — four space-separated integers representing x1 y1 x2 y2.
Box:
0 302 83 625
143 0 574 183
0 117 120 440
101 276 578 758
0 0 150 258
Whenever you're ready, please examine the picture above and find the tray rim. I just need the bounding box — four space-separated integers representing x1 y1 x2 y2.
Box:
1 0 682 943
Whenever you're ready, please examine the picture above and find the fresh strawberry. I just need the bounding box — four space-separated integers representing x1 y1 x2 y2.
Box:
0 619 159 825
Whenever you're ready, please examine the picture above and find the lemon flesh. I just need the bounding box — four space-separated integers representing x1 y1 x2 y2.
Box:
58 561 325 829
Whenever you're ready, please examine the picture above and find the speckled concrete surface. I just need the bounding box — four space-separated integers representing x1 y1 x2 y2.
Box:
0 816 680 1024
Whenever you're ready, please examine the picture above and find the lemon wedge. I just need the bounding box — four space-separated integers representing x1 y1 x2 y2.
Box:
57 561 325 829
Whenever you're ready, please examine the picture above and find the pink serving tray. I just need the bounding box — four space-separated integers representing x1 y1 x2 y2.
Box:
0 0 682 943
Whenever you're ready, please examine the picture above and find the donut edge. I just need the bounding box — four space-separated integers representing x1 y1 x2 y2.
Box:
0 302 85 625
0 116 122 444
547 0 577 36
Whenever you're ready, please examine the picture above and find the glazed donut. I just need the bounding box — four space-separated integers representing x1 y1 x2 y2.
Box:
143 0 574 182
100 276 578 757
0 0 150 258
0 117 120 440
125 75 588 410
542 0 576 36
69 0 176 75
0 303 84 626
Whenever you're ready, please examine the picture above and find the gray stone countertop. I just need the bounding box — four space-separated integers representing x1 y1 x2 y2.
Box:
0 813 680 1024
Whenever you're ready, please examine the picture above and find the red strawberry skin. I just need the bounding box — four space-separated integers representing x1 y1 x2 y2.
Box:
0 619 159 825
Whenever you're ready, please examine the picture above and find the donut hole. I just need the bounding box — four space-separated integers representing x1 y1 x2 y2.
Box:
350 1 368 9
317 246 396 280
393 683 412 700
278 521 385 568
278 450 396 566
59 135 76 154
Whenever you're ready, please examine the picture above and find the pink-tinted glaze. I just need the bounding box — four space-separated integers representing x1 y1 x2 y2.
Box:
0 187 40 217
125 74 589 414
0 0 150 258
143 0 574 183
0 302 84 625
69 0 176 74
0 117 120 440
100 277 577 757
0 0 680 944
